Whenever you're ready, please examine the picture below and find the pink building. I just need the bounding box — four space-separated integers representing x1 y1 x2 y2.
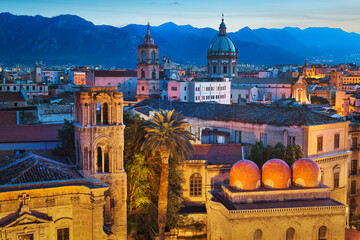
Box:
86 70 137 99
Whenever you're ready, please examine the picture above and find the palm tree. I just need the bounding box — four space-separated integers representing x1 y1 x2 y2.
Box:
141 109 193 240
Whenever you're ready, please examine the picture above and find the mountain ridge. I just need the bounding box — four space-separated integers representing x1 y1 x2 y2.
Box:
0 13 360 67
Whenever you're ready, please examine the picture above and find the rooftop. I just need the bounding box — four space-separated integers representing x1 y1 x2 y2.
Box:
131 99 347 126
232 77 298 85
0 152 82 185
93 70 137 77
0 92 27 102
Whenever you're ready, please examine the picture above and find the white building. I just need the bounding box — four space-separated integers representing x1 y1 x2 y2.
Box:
168 80 231 104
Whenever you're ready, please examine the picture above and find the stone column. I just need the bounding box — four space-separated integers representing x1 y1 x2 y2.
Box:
109 105 112 125
116 104 119 125
101 146 105 173
87 104 90 126
94 148 97 174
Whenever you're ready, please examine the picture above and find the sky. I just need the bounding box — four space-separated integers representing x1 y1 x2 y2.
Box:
1 0 360 33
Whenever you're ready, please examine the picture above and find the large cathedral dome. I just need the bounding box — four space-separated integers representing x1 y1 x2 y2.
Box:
207 15 238 78
208 35 236 53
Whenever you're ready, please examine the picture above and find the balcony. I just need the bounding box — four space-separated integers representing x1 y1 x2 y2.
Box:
351 144 360 150
350 125 360 132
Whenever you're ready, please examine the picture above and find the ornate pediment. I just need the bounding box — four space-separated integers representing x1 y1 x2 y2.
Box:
0 211 52 228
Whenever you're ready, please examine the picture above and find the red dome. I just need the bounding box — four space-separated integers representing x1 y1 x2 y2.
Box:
292 158 320 187
262 159 291 189
230 160 261 190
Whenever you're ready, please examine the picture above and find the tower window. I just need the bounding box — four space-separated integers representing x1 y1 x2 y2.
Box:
97 147 103 173
213 65 217 74
152 51 155 63
103 103 108 125
152 71 156 79
141 70 145 79
141 86 145 91
96 103 101 125
141 51 145 62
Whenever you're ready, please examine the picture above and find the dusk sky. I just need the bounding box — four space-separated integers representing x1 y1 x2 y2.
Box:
1 0 360 33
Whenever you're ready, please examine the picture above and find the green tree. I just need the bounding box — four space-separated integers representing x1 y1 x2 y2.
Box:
52 119 76 163
284 144 305 166
248 141 304 167
310 95 330 105
141 109 193 240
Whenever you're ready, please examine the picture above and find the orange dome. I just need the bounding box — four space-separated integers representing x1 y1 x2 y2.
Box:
230 160 261 190
262 159 291 189
292 158 320 187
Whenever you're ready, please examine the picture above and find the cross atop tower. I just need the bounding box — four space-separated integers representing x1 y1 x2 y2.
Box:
222 13 224 22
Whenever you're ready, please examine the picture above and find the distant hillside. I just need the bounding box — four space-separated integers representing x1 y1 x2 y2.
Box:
0 12 360 67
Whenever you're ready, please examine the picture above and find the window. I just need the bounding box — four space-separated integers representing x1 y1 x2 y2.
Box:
213 65 217 74
253 229 263 240
223 66 227 74
235 131 242 144
171 87 177 91
334 172 339 189
351 180 356 195
288 136 296 145
351 160 358 175
334 133 340 149
152 71 156 79
281 93 286 99
286 228 295 240
317 136 323 152
352 137 358 149
141 86 145 91
268 93 272 101
260 133 267 146
190 173 202 196
57 228 70 240
18 235 34 240
96 103 101 125
321 170 324 184
318 226 328 240
184 96 186 100
141 70 145 79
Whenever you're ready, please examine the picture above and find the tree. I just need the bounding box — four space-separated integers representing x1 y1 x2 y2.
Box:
248 141 304 167
310 95 330 105
284 144 305 166
52 119 76 163
141 109 193 240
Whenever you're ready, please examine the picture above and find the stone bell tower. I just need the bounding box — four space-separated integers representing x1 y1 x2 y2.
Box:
74 86 127 239
136 23 161 101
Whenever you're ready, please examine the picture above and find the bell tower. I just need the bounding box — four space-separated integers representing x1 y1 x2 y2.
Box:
136 23 160 101
74 86 127 239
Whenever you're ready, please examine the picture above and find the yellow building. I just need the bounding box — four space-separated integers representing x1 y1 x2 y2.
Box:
207 159 346 240
0 86 127 240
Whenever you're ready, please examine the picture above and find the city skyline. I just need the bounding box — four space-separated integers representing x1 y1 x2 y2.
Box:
1 0 360 33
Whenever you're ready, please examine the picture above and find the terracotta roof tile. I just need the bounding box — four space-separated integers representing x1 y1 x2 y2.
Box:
132 99 346 126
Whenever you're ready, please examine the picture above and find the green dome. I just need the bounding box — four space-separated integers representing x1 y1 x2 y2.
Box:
208 35 236 53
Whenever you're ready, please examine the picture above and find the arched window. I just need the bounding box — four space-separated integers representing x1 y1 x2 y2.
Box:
103 103 108 125
286 228 295 240
141 86 145 91
97 146 103 173
318 226 328 240
96 103 101 125
152 51 155 62
141 51 145 62
152 71 156 79
190 173 202 196
141 70 145 79
213 65 217 74
105 196 112 224
253 229 263 240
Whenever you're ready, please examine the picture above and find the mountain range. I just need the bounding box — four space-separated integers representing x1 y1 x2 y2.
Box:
1 12 360 68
